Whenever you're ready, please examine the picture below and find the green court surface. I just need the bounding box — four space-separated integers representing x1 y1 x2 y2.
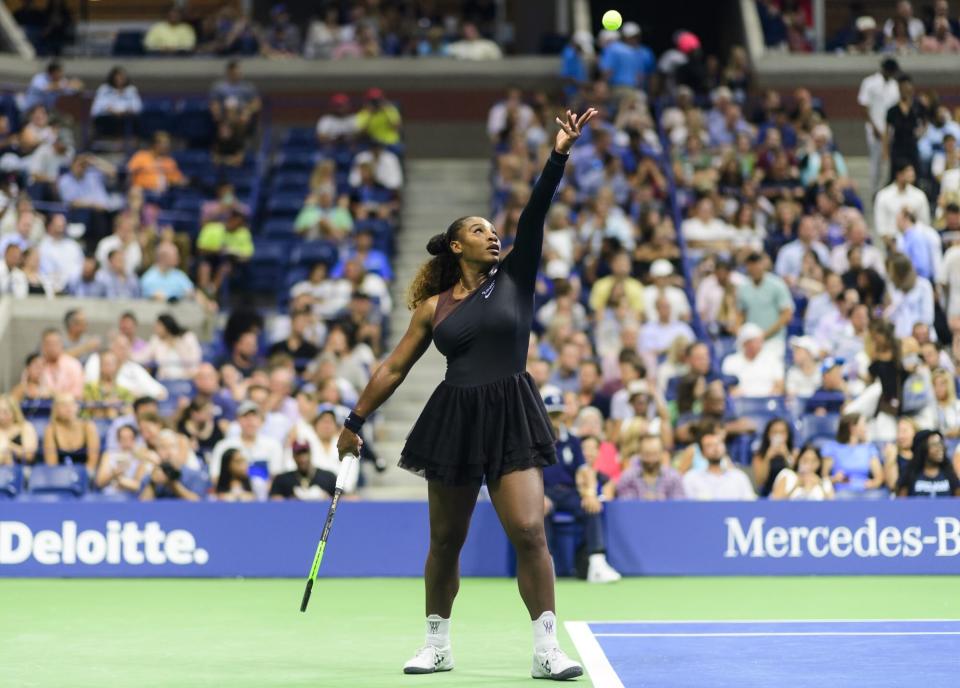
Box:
3 576 959 688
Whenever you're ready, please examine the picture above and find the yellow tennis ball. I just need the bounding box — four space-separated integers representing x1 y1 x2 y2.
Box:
602 9 622 31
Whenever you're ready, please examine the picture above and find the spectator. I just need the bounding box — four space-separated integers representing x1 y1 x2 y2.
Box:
752 418 797 496
681 197 737 254
270 440 336 500
774 216 831 288
268 308 320 373
858 58 900 196
895 208 941 282
144 6 196 54
91 66 143 138
95 211 142 276
126 132 186 192
0 197 44 242
82 349 134 420
10 247 56 298
94 424 149 496
644 259 691 322
43 392 99 472
821 413 886 497
210 401 286 500
874 162 930 239
541 388 620 582
0 243 20 294
316 93 357 145
177 399 224 464
638 294 695 360
350 142 403 191
38 328 84 396
38 213 83 293
682 422 756 500
614 434 684 500
191 362 237 427
303 8 343 60
196 207 254 296
295 187 354 241
785 336 822 398
883 418 917 490
737 251 794 343
118 311 148 358
140 430 202 501
885 253 935 339
214 448 256 501
209 60 262 135
140 242 196 303
85 333 167 401
0 394 38 464
355 88 402 146
721 323 785 397
599 23 653 97
883 76 923 178
932 368 960 437
261 4 302 57
771 444 835 500
897 429 960 496
218 328 263 380
11 352 51 405
883 1 926 42
696 257 742 337
561 31 594 103
447 21 502 60
23 61 82 112
135 313 202 381
830 214 885 276
589 249 645 316
211 120 247 167
62 308 101 363
95 248 141 299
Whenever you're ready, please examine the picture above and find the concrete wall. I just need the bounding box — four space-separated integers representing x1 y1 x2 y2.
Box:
0 296 207 391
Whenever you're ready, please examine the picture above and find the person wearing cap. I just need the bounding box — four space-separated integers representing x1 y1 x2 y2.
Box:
785 336 822 398
210 400 286 499
270 438 338 501
806 357 849 415
736 251 794 345
355 87 401 146
598 21 654 98
209 60 262 132
540 386 621 584
285 402 359 493
621 378 673 449
858 58 900 195
349 140 404 191
722 322 785 397
195 206 254 297
316 93 358 145
561 31 594 103
643 258 690 323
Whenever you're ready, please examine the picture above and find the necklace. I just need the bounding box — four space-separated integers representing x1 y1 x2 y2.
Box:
459 276 478 293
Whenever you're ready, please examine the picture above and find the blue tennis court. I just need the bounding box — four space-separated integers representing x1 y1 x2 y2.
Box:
566 619 960 688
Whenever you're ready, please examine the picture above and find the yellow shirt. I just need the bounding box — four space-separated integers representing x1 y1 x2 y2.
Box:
144 22 197 52
589 276 645 315
355 105 402 145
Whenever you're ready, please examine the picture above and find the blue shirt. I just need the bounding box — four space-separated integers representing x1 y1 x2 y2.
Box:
140 266 194 300
95 268 141 299
542 426 584 489
901 227 934 280
331 249 393 281
561 45 588 101
821 441 879 493
58 169 110 207
599 41 653 88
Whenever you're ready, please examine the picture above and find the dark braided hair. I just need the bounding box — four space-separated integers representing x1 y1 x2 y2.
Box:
406 216 473 309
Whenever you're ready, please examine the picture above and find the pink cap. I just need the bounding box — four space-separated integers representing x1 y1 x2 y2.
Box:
676 31 700 54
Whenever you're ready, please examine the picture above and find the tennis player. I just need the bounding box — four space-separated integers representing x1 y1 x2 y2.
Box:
336 108 597 680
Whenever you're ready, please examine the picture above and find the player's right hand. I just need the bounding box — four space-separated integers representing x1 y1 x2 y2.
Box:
336 428 363 460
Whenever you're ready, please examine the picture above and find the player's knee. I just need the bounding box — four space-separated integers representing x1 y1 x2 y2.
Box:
509 520 547 554
429 526 469 557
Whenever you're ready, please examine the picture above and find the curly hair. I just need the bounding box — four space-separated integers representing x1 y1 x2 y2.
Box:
406 216 473 310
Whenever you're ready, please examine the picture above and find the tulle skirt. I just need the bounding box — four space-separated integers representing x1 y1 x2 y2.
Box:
398 371 557 486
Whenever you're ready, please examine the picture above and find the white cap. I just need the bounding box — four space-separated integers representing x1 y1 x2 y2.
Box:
545 259 571 280
789 335 821 358
622 22 641 38
856 16 877 31
737 323 765 348
598 29 620 44
572 30 594 54
627 379 651 398
650 259 674 278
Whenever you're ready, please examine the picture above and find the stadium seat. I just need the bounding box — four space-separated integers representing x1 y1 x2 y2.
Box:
294 240 337 268
803 392 846 416
732 396 788 430
799 414 841 447
275 151 317 172
137 100 176 139
27 465 89 499
262 219 296 238
180 468 211 498
266 194 305 219
176 100 216 148
112 30 145 56
0 464 23 499
547 511 584 578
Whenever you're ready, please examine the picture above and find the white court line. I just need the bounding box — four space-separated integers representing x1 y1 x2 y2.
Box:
595 631 960 638
582 618 960 625
565 621 625 688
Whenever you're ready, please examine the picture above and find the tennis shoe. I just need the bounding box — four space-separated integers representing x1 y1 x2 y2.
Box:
531 647 583 680
403 645 454 674
587 554 621 584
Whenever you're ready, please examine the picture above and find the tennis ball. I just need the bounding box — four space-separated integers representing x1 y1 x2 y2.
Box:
602 9 622 31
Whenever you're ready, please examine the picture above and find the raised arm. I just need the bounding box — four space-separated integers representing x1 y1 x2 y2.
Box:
503 108 597 286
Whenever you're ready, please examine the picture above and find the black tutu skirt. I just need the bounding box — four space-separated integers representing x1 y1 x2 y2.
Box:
398 371 558 486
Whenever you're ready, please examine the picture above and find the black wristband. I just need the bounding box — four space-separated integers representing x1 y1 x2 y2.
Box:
344 411 366 434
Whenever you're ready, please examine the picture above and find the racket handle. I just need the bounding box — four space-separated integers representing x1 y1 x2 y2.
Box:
300 578 314 613
336 453 359 492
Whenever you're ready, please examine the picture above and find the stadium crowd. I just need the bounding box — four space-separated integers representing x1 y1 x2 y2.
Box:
2 18 960 516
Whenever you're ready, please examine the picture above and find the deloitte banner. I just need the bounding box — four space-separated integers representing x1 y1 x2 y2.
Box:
1 501 959 577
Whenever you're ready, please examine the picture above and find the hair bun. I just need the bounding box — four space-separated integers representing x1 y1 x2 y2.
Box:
426 233 448 256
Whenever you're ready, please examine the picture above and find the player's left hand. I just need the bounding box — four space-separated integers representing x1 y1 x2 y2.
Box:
554 108 598 155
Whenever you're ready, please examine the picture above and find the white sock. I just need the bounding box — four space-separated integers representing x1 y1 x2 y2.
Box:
533 611 559 653
425 614 450 648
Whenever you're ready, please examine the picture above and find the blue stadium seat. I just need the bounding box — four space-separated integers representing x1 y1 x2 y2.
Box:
799 414 841 447
180 468 211 498
275 151 317 171
547 511 583 578
176 100 216 147
262 219 296 238
137 100 176 139
266 194 305 219
159 380 195 417
281 127 318 148
27 465 89 499
712 337 737 366
236 240 293 293
294 240 337 268
803 392 846 416
732 396 788 431
113 30 145 56
270 172 311 194
0 464 23 499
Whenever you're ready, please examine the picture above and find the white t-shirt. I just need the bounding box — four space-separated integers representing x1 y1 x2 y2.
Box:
937 245 960 318
316 114 357 140
874 183 931 238
722 349 784 397
95 235 142 274
857 72 900 140
774 469 834 501
349 150 403 190
785 366 821 398
643 285 691 322
681 217 738 245
210 434 287 480
682 466 757 501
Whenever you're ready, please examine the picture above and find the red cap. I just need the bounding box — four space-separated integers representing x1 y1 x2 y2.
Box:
291 440 311 454
366 87 384 100
677 31 700 54
330 92 349 106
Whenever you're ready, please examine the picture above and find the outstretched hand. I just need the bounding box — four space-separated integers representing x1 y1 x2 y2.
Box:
554 108 598 155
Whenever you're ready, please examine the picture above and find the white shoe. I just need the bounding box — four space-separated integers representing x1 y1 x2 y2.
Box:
402 645 454 674
531 647 583 680
587 554 622 584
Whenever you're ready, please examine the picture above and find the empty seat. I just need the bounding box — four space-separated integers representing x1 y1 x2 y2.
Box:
27 465 89 499
799 414 841 447
0 464 23 499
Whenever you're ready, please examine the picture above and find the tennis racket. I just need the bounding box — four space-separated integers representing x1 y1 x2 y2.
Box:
299 452 359 613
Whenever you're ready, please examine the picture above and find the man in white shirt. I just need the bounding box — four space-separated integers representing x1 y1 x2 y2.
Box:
858 58 900 196
774 215 831 288
37 212 83 291
681 197 738 253
316 93 357 144
682 423 757 501
643 259 691 322
84 332 168 400
349 144 403 190
937 221 960 331
874 162 930 238
210 401 287 498
829 214 885 275
95 211 142 275
487 88 533 142
721 323 785 397
882 1 926 42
